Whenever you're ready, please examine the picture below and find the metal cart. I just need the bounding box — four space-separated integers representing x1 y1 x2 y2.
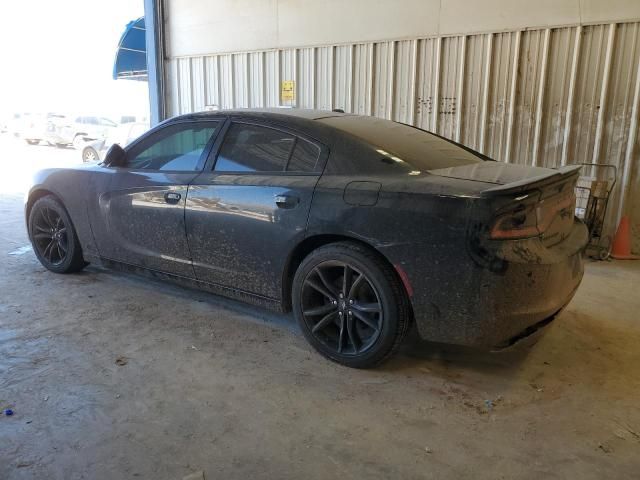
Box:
574 163 617 260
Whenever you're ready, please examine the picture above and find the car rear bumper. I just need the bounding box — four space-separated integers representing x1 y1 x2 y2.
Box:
406 220 588 348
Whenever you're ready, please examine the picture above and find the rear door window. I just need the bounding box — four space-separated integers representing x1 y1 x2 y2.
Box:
287 138 320 172
214 123 320 173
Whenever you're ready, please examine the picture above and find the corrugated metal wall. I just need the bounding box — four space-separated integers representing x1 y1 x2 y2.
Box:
166 21 640 244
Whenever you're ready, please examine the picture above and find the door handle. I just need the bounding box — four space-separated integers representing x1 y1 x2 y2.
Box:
275 194 299 208
164 192 182 204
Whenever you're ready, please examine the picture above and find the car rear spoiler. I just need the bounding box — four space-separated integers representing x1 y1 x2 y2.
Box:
480 165 581 196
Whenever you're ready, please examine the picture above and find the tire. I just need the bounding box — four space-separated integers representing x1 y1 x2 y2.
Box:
28 195 87 274
292 241 410 368
82 147 99 163
55 143 67 149
25 139 39 145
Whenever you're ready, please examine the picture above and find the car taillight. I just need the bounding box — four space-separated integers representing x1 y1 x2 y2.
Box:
490 203 540 239
490 191 576 240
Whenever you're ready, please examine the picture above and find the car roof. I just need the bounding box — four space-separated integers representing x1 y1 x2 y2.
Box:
172 108 355 122
157 108 486 171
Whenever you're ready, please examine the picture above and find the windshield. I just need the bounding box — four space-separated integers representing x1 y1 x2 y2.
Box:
320 115 484 170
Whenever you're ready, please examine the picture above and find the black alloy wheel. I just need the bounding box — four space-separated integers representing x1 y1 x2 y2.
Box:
32 206 68 266
301 260 383 355
293 242 410 368
29 195 87 273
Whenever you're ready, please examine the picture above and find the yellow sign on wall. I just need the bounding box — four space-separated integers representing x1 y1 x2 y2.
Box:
281 80 295 101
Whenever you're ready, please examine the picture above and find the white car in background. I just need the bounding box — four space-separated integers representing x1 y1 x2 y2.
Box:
19 113 68 145
81 122 149 162
51 115 119 149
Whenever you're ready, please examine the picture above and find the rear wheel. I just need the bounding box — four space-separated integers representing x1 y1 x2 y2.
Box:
25 139 39 145
292 242 410 368
82 147 98 162
28 195 87 273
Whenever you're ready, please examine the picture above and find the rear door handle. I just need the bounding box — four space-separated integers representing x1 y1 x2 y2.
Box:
164 192 182 204
275 194 299 208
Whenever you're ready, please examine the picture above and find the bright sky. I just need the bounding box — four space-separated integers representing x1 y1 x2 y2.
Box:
0 0 148 119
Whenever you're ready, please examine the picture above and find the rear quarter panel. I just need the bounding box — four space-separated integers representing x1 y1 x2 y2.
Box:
307 170 497 343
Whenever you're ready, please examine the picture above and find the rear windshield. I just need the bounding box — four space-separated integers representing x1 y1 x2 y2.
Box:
320 115 483 170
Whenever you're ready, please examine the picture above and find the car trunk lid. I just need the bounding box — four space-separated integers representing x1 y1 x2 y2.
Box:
428 162 580 193
429 162 580 246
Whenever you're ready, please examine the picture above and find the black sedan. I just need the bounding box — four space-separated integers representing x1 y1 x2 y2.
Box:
26 109 588 368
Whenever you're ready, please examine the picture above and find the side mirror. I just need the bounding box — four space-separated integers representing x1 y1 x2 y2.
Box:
103 144 126 167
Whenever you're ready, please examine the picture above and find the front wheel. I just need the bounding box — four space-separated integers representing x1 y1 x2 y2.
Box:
28 195 87 273
292 242 410 368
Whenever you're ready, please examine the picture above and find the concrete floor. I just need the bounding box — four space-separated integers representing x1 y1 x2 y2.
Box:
1 136 639 479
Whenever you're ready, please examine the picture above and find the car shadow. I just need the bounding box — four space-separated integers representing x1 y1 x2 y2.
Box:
87 265 535 375
391 323 537 374
99 266 300 332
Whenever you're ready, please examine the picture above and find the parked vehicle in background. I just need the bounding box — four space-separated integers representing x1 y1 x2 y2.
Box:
20 112 68 145
51 116 118 149
81 122 149 162
116 115 148 124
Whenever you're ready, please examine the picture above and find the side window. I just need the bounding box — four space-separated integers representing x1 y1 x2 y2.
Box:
287 138 320 172
214 123 320 173
126 122 218 171
215 123 295 172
